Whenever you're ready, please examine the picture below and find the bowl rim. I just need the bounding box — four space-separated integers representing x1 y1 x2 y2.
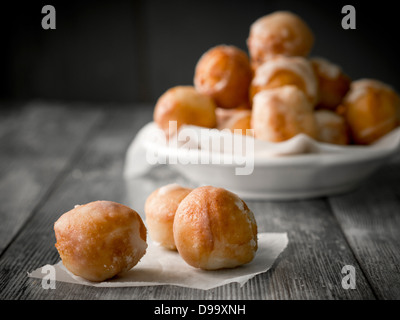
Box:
141 122 400 168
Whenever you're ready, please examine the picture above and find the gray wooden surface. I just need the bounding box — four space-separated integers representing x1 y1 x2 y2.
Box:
0 102 399 300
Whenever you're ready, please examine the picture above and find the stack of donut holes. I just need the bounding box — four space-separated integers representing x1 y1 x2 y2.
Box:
154 11 400 145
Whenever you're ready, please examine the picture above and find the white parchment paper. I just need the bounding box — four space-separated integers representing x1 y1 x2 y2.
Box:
28 232 288 290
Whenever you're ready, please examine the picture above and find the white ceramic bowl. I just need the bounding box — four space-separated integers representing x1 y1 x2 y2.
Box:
124 123 400 200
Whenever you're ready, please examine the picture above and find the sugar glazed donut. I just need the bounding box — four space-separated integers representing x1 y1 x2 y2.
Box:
310 57 351 110
247 11 314 69
153 86 217 137
173 186 258 270
249 55 318 106
252 85 318 142
194 45 253 109
145 184 193 250
314 110 349 145
342 79 400 144
54 201 147 282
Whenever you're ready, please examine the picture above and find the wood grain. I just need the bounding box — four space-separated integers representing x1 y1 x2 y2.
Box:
244 199 375 300
0 102 103 255
329 162 400 299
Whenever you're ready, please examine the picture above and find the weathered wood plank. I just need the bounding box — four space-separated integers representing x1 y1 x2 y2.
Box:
329 161 400 299
0 102 103 255
17 198 376 300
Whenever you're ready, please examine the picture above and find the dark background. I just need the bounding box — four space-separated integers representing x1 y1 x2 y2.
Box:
2 0 399 106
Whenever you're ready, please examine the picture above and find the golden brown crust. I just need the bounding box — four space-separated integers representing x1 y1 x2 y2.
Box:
252 85 318 142
153 86 217 137
173 186 258 270
145 184 193 250
315 110 349 145
247 11 314 67
194 45 253 109
54 201 147 282
342 79 400 144
310 57 351 110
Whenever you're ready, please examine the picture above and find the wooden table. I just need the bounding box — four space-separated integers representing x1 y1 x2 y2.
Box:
1 102 399 300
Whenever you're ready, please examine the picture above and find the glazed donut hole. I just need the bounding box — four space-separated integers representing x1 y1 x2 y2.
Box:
173 186 258 270
315 110 349 145
342 79 400 145
144 183 193 250
310 57 351 110
252 85 318 142
153 86 217 137
247 11 314 68
54 201 147 282
194 45 253 109
249 55 318 106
